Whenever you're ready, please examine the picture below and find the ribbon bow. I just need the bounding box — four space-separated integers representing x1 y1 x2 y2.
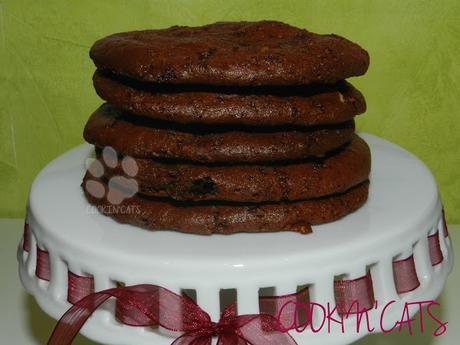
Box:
48 284 298 345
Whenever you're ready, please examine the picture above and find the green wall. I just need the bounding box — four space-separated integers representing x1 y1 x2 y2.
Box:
1 0 459 222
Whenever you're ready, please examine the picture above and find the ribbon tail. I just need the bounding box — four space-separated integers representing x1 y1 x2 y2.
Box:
217 334 246 345
47 288 116 345
172 334 212 345
47 284 212 345
236 314 298 345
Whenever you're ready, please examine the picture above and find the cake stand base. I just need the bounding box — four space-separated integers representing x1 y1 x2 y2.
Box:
18 133 453 345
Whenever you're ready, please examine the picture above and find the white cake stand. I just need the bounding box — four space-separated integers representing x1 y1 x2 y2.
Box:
18 133 453 345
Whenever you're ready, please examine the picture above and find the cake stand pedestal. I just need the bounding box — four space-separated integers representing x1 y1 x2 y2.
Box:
18 133 453 345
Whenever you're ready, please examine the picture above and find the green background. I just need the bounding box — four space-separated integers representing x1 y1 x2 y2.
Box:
0 0 459 222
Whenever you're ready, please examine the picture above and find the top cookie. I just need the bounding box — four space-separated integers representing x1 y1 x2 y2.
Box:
90 21 370 86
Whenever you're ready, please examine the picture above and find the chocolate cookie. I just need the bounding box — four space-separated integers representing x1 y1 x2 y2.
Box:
90 21 369 87
93 71 366 127
82 173 369 235
98 135 370 202
84 104 355 164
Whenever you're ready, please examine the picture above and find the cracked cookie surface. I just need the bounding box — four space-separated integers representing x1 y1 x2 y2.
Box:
98 136 370 203
84 104 356 163
93 71 366 127
90 21 369 86
82 175 370 235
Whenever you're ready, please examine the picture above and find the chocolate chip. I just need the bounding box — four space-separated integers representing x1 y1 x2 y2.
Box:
189 178 216 195
198 47 217 61
157 67 177 82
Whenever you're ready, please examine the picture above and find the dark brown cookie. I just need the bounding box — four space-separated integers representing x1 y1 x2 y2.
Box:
93 71 366 127
84 104 355 164
90 21 369 87
82 173 369 235
98 135 370 202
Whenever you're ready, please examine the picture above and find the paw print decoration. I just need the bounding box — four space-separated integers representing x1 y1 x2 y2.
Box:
85 147 139 205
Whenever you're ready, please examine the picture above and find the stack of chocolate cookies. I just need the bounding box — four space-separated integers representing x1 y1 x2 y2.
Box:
82 21 371 235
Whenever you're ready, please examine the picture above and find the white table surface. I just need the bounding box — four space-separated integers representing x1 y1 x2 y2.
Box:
1 219 458 345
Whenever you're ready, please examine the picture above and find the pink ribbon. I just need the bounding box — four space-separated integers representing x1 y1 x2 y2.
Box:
428 231 443 266
259 287 310 331
67 272 94 305
36 247 51 281
392 255 420 294
334 272 375 315
47 285 298 345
